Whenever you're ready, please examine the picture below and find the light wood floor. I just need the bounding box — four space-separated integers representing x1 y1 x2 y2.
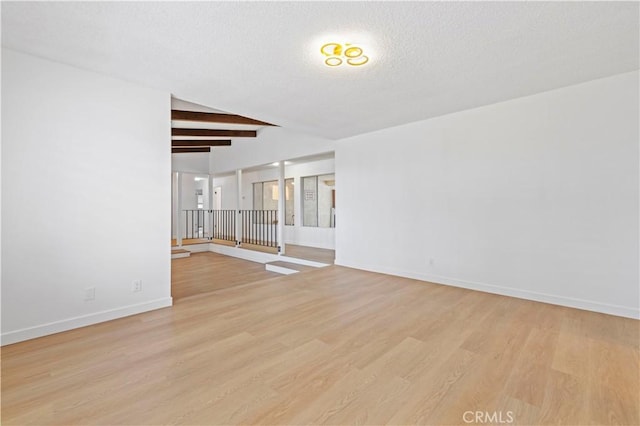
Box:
284 244 335 264
171 252 279 300
2 266 638 425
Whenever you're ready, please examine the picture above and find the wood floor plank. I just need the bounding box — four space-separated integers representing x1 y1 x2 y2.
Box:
2 264 638 425
171 252 280 299
504 327 559 407
283 244 335 264
539 369 588 425
386 348 480 425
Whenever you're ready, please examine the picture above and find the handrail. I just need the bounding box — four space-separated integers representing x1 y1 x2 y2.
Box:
180 209 277 248
182 209 207 239
211 209 236 242
240 210 278 248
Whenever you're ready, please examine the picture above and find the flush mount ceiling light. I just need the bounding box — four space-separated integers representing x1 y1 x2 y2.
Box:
321 42 369 67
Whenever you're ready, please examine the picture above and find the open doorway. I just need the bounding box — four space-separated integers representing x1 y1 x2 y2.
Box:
171 173 211 246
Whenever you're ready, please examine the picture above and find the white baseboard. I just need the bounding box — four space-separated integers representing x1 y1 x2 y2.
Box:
209 243 281 263
1 297 173 346
334 261 640 320
209 243 330 268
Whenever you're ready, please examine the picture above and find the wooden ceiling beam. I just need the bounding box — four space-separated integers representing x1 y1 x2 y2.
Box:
172 147 211 153
172 139 232 147
171 128 256 137
171 110 275 126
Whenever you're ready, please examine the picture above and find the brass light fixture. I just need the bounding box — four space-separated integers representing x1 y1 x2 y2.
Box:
320 42 369 67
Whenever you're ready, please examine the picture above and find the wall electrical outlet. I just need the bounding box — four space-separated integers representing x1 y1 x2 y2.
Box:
132 280 143 293
84 287 95 301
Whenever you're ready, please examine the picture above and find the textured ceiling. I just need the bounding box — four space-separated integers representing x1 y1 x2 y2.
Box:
2 2 638 139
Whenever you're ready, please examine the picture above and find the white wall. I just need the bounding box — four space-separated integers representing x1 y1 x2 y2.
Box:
336 71 639 319
210 126 335 174
172 172 179 239
211 174 238 210
214 159 337 251
1 49 172 344
242 169 279 209
316 174 335 228
181 174 209 238
172 153 209 174
180 174 209 211
285 159 335 250
214 159 336 250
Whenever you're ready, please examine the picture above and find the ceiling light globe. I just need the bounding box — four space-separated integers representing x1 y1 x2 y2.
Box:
347 55 369 66
344 47 363 58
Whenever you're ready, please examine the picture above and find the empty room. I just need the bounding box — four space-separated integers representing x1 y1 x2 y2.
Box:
1 2 638 425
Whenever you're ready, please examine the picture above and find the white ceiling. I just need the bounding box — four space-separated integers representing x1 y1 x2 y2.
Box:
2 2 638 140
